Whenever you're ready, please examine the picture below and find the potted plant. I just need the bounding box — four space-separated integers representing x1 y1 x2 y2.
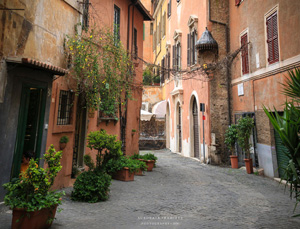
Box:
129 155 148 176
59 135 69 150
237 116 255 174
224 124 238 169
106 156 140 181
3 145 64 229
140 153 157 171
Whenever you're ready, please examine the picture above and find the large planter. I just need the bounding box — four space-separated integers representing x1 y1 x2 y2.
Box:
12 205 58 229
134 168 144 176
145 160 155 172
230 155 239 169
112 167 134 181
244 158 253 174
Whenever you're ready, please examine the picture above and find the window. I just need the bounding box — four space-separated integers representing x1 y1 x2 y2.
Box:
167 50 171 79
187 31 197 66
266 11 279 64
173 30 182 71
241 33 249 74
161 57 165 84
82 0 89 30
173 43 181 71
150 22 153 35
167 0 171 18
57 90 73 125
133 28 138 59
114 5 120 42
187 16 198 66
153 30 156 51
162 13 166 37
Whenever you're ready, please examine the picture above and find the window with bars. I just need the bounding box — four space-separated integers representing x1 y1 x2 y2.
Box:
266 11 279 65
187 31 197 66
241 33 249 74
114 5 120 42
57 90 73 125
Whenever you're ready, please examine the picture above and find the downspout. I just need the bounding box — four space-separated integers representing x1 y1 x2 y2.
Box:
208 0 231 125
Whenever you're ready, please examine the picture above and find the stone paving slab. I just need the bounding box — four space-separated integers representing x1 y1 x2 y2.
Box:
1 149 300 229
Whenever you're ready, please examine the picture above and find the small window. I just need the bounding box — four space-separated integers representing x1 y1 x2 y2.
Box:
57 90 73 125
173 43 181 71
167 0 172 18
82 0 89 30
187 31 197 66
114 5 120 42
266 11 279 64
241 33 249 74
150 22 153 35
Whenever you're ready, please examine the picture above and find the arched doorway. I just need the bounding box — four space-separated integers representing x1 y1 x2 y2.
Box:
176 102 182 152
166 102 170 149
192 99 200 158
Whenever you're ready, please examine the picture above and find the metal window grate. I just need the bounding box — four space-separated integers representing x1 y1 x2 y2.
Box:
57 90 73 125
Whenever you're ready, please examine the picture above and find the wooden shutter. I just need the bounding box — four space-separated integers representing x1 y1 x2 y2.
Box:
267 12 279 64
241 33 249 74
168 51 170 78
172 45 176 69
169 0 172 17
187 33 190 66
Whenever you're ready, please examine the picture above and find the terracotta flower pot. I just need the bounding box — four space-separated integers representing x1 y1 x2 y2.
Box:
12 205 58 229
230 155 239 169
59 142 66 150
112 167 134 181
244 158 253 174
134 168 144 176
145 160 155 171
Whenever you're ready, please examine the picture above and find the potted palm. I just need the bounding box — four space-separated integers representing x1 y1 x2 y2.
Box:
3 145 64 229
237 116 255 174
225 124 238 169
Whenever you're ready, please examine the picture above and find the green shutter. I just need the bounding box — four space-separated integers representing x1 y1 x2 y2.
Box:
274 130 290 179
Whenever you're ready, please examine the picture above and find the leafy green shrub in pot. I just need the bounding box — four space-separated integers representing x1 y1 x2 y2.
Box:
130 153 143 160
134 159 148 171
87 130 123 171
59 135 69 143
224 124 238 155
71 170 111 203
141 153 157 161
3 145 64 212
106 156 140 174
237 116 254 159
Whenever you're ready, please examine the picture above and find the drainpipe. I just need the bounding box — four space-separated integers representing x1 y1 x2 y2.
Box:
208 0 231 125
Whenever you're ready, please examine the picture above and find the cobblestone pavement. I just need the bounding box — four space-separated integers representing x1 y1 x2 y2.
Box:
1 149 300 229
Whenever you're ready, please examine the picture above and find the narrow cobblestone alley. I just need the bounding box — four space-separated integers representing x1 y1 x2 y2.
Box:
1 149 300 229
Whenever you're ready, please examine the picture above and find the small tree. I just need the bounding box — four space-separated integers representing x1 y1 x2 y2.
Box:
224 124 238 156
237 116 254 159
87 130 123 170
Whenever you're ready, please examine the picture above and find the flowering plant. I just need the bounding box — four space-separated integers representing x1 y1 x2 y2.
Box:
3 145 64 212
65 26 135 117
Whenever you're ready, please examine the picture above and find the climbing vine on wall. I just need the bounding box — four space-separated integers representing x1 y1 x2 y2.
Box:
65 26 134 117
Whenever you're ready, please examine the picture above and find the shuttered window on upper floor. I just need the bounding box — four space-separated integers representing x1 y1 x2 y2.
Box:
241 33 249 74
168 0 171 18
266 11 279 65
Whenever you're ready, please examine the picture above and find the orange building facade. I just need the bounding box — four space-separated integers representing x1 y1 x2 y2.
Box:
229 0 300 177
152 0 230 164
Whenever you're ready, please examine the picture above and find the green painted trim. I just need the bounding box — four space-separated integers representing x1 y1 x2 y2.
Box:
11 84 47 178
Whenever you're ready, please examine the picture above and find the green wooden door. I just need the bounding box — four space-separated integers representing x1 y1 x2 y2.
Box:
11 85 46 178
274 130 290 179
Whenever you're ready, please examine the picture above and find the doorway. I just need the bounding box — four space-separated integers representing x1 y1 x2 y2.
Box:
176 103 182 152
12 85 46 178
192 99 200 158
